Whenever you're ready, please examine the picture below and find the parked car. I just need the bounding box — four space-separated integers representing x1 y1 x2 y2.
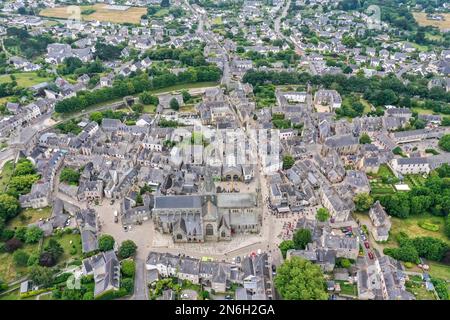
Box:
364 241 370 249
368 252 374 259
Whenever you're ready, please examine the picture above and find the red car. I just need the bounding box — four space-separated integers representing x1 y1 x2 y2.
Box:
364 241 370 249
368 252 374 260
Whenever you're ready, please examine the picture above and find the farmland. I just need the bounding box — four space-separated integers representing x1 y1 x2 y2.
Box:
39 4 146 25
0 72 52 88
413 12 450 31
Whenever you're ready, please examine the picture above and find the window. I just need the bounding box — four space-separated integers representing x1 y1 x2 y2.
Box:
176 234 182 240
206 224 214 236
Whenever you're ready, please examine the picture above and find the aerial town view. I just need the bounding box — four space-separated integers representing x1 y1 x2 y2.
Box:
0 0 449 306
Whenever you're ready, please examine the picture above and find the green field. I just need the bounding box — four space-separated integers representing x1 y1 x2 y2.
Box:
335 280 358 296
44 232 82 263
428 262 450 281
0 72 52 88
405 280 436 300
412 107 448 116
0 160 14 192
7 207 52 229
0 242 40 283
390 214 450 246
368 164 398 195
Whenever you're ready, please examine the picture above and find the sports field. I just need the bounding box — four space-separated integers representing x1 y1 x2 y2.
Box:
39 4 146 24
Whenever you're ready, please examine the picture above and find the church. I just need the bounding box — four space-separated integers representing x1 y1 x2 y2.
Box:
152 175 260 243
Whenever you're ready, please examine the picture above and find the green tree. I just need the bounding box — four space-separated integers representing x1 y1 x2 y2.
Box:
316 208 330 222
438 134 450 152
89 111 103 124
282 155 295 170
279 240 295 259
98 234 115 252
354 193 374 212
121 259 136 278
293 229 311 250
60 167 80 185
359 133 371 144
118 240 137 259
121 278 134 294
445 216 450 239
43 239 64 261
274 257 328 300
0 193 21 221
29 265 54 287
181 90 191 103
13 249 29 267
169 98 179 111
139 91 159 105
25 226 44 244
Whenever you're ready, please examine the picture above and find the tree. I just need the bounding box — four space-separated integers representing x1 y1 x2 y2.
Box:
43 239 64 261
39 251 56 267
139 91 158 105
25 226 44 244
353 193 374 212
383 245 419 264
98 234 115 252
316 208 330 222
5 238 23 252
293 229 311 250
181 90 191 103
29 265 54 287
160 0 170 8
438 134 450 152
89 111 103 124
445 216 450 239
359 133 371 144
274 257 328 300
282 155 295 170
121 278 134 294
118 240 137 259
279 240 295 259
13 250 29 267
121 259 136 277
60 167 80 186
169 98 179 111
0 193 21 221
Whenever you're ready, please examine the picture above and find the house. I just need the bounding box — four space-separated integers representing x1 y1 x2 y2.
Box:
314 90 342 111
369 201 391 241
82 250 121 297
391 157 430 176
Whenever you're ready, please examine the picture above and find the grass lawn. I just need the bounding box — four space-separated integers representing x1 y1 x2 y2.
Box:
428 262 450 281
360 99 373 114
412 107 447 116
153 8 170 17
6 207 52 229
368 164 399 195
0 160 14 192
0 96 13 105
212 16 223 25
403 175 426 189
44 232 82 263
0 242 40 283
0 289 19 300
143 104 156 113
38 292 54 300
405 280 436 300
390 214 450 246
335 280 357 296
0 72 52 88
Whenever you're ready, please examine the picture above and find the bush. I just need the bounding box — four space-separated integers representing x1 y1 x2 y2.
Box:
13 250 29 267
118 240 137 259
95 288 128 300
98 234 115 252
431 278 449 300
5 238 23 252
121 259 136 278
121 278 134 295
418 221 439 232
